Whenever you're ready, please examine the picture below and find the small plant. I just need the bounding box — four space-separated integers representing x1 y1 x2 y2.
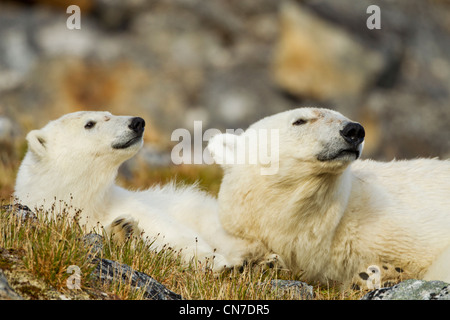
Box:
1 203 96 291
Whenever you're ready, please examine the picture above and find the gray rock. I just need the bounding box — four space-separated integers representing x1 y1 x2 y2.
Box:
81 233 182 300
81 233 104 259
92 258 182 300
0 270 23 300
0 204 37 222
361 279 450 300
261 280 314 300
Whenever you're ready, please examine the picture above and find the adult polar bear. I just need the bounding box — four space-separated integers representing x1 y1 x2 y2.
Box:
14 111 253 272
208 107 450 287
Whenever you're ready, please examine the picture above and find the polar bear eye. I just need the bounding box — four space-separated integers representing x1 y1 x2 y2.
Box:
292 119 307 126
84 121 96 129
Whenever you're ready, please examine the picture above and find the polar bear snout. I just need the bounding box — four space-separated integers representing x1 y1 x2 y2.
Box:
340 122 365 147
317 121 365 162
129 117 145 135
111 117 145 150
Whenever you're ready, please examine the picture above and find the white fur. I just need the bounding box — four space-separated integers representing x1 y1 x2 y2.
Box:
208 107 450 286
14 111 252 272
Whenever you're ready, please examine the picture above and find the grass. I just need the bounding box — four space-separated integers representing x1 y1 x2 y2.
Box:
0 203 301 300
0 205 98 299
0 147 366 300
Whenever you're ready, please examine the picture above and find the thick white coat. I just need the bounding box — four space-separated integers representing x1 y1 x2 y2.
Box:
208 107 450 286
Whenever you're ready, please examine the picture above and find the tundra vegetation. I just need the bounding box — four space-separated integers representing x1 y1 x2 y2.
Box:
0 147 365 300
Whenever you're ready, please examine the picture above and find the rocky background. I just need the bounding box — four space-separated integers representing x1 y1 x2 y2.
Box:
0 0 449 168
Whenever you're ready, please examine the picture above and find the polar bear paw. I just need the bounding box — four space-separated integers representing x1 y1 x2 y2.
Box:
106 215 140 242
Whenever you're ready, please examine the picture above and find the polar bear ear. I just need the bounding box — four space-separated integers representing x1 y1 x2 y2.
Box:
207 133 243 166
26 129 47 159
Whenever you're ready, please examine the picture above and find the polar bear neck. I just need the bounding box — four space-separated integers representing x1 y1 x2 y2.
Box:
15 151 119 218
267 168 353 275
219 163 352 275
271 166 351 233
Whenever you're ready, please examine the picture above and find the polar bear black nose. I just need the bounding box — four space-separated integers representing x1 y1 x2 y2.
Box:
129 117 145 135
340 122 365 146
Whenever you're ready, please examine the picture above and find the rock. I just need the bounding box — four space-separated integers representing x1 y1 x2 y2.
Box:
81 233 104 259
81 233 182 300
92 258 182 300
361 279 450 300
260 279 314 300
271 1 384 102
0 204 37 223
0 269 23 300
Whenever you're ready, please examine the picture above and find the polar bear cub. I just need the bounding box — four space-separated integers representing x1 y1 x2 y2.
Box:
14 111 251 272
208 107 450 287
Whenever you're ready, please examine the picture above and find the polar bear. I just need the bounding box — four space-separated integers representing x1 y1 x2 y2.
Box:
14 111 254 272
207 107 450 288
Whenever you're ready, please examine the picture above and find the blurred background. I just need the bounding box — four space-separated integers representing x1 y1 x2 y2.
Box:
0 0 449 198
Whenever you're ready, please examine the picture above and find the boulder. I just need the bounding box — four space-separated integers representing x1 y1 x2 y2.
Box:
271 1 384 102
362 279 450 300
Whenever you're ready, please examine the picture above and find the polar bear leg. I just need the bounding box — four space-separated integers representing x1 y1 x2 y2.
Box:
423 244 450 282
129 211 232 272
105 213 230 272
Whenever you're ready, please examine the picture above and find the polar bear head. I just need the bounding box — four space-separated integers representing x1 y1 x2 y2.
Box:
25 111 145 166
207 107 365 177
206 107 365 260
15 111 145 210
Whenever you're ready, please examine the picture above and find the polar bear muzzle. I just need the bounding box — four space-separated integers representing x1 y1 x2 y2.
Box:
317 122 365 162
112 117 145 149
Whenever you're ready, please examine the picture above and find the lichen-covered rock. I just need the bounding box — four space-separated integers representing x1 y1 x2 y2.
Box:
1 204 37 222
259 280 314 300
361 279 450 300
0 269 23 300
